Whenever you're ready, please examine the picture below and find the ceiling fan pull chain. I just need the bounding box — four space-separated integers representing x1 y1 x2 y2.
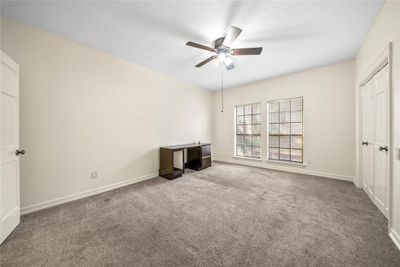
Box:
221 65 224 113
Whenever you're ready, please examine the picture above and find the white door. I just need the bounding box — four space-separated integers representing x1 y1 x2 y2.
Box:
1 51 21 245
361 81 375 198
373 65 389 217
361 64 389 218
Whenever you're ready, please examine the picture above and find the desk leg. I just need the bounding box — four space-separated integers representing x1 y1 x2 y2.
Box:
182 149 185 173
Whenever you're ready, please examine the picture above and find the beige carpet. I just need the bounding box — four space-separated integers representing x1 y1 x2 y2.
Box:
1 162 399 266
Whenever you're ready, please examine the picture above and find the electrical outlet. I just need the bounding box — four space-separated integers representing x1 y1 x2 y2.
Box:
91 172 98 179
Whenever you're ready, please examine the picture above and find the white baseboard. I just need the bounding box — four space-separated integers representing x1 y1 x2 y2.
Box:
214 158 354 182
389 228 400 250
20 172 158 215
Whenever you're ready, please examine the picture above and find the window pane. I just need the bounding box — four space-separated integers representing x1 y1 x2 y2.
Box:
269 148 279 160
252 135 260 147
237 125 244 134
269 112 279 123
236 135 244 156
280 149 290 160
291 123 302 134
244 115 251 124
245 125 252 134
280 123 290 135
291 136 302 149
245 136 252 147
280 111 290 123
291 98 302 111
291 149 302 162
244 146 252 157
269 136 279 147
252 125 261 135
237 115 244 124
280 100 290 112
280 136 290 148
269 102 279 112
252 104 261 114
244 105 252 115
269 124 279 134
291 111 302 122
237 145 244 156
252 147 260 158
236 106 244 115
252 114 261 124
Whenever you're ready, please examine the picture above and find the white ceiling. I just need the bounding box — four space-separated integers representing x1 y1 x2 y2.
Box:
1 0 383 90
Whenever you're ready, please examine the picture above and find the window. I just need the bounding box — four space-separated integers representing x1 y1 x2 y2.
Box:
267 97 303 163
235 103 261 159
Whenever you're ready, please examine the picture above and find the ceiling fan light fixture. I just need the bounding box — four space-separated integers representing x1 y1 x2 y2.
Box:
223 56 235 70
217 52 226 62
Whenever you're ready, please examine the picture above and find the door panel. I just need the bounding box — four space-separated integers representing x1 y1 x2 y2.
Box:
1 62 18 97
361 82 374 198
373 66 389 216
0 51 20 245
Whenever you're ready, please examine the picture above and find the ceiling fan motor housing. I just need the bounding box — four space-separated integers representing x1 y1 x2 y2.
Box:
214 37 225 49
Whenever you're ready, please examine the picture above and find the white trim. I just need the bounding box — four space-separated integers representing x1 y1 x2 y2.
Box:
214 158 354 182
20 172 158 215
233 156 262 161
389 228 400 251
264 159 307 167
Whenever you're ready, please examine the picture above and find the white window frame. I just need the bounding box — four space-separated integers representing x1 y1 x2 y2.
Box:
266 97 304 164
234 102 262 160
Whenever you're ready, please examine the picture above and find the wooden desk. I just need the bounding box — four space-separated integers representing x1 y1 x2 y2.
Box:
159 143 211 180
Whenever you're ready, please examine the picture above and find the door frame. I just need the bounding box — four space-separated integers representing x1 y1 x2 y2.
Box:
357 42 393 229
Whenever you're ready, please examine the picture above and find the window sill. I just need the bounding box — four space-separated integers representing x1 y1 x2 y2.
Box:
233 156 263 161
265 159 307 167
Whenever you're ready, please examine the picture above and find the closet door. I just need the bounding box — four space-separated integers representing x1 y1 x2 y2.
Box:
361 81 374 199
373 65 389 217
361 64 389 219
1 51 21 244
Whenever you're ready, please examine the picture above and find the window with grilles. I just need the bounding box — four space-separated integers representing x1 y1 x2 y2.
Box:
235 103 261 159
268 97 303 163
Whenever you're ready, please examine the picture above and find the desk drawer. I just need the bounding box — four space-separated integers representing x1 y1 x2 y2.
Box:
202 145 211 157
201 156 211 169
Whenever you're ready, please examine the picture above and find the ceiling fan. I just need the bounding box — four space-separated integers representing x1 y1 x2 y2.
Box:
186 25 263 70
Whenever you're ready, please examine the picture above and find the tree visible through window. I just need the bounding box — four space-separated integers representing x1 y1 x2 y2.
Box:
268 97 303 163
235 103 261 159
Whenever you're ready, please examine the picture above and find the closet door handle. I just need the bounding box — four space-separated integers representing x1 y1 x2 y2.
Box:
362 141 369 146
15 149 25 156
378 146 388 152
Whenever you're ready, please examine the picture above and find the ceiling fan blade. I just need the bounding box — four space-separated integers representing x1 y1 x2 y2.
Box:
222 25 242 47
231 47 263 55
195 55 218 67
186 41 216 52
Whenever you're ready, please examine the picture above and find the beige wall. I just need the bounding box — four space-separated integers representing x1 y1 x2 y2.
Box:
355 0 400 245
0 17 213 210
213 61 356 180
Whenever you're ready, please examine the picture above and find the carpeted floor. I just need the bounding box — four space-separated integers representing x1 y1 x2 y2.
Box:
1 162 400 266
